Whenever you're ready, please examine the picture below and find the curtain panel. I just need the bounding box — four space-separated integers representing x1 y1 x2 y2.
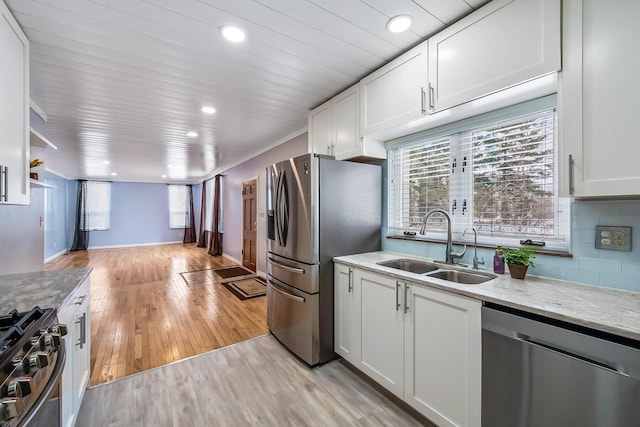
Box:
183 184 196 243
208 175 223 255
70 180 89 251
197 180 208 247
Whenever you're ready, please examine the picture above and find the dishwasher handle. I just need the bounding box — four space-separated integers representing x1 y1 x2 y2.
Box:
515 333 631 378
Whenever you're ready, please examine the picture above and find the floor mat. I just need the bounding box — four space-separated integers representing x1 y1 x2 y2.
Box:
180 269 217 286
221 277 267 300
213 266 255 279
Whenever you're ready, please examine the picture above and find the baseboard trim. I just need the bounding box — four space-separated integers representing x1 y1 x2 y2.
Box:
87 241 183 250
44 249 68 263
222 253 242 265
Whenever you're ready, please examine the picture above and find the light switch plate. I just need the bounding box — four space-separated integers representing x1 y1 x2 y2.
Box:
595 226 632 251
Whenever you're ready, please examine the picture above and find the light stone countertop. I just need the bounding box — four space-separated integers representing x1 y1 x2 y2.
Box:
334 251 640 342
0 268 93 312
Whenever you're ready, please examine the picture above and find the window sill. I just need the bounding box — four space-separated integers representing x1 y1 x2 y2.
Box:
386 234 573 258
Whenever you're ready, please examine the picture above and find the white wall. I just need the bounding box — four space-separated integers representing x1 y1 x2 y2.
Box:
222 133 308 274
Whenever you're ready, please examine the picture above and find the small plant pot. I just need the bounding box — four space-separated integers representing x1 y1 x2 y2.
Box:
508 264 528 279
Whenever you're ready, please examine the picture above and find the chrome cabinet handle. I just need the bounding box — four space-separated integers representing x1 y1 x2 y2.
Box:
75 295 86 305
76 312 87 349
420 86 426 115
396 282 401 311
0 165 7 202
568 154 575 195
428 83 435 111
348 268 353 293
404 283 410 313
270 282 305 303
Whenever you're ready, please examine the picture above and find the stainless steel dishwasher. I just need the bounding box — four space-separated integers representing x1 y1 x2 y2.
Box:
482 303 640 427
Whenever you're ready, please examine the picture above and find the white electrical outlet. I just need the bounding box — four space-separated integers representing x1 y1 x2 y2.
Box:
595 226 632 251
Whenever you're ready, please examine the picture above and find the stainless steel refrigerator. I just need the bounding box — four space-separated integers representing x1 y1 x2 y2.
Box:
266 153 381 366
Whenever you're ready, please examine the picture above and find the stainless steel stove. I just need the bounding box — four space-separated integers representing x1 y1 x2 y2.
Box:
0 307 67 427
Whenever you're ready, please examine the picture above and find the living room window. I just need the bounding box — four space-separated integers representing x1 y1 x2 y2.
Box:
168 185 189 229
387 95 569 251
84 181 111 231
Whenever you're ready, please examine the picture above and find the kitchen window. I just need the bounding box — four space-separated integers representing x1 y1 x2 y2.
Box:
83 181 111 231
387 95 569 251
168 185 189 229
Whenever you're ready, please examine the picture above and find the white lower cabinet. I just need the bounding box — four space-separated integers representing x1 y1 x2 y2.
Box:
335 263 481 426
58 277 91 427
404 284 481 427
334 264 360 364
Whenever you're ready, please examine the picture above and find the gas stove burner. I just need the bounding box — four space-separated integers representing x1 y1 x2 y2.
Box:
0 306 67 427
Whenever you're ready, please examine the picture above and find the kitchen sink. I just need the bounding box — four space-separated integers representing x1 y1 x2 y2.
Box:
426 269 495 284
377 259 439 274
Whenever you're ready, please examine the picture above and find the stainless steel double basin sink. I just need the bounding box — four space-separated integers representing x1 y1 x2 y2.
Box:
376 259 496 285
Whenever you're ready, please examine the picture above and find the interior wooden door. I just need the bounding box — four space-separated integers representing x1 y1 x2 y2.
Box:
242 179 257 272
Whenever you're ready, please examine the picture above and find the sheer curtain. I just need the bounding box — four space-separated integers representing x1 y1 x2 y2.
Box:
197 180 208 247
70 180 89 251
183 185 196 243
208 175 223 255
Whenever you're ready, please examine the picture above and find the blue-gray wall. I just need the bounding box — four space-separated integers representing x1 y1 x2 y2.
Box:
44 171 70 260
48 175 202 251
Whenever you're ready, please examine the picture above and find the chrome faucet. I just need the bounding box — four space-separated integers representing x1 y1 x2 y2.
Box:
420 209 466 264
463 227 485 269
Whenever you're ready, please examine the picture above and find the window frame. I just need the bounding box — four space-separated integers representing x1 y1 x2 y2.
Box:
168 184 189 229
82 181 111 232
386 95 570 252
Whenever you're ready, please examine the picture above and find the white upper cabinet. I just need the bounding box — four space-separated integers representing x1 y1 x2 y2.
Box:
0 1 30 205
332 85 360 160
308 84 385 160
308 99 333 156
560 0 640 197
428 0 561 113
360 42 428 136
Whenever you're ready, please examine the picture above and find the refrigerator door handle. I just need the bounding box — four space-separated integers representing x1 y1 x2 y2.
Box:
270 282 306 303
268 256 305 274
274 172 283 246
279 170 289 246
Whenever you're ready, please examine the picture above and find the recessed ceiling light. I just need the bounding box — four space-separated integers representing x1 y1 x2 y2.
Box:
201 105 216 115
220 25 246 43
167 165 173 168
386 15 413 33
102 160 111 165
186 131 198 138
110 172 117 176
162 174 167 178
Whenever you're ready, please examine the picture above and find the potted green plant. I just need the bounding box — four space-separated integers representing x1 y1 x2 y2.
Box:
497 246 536 279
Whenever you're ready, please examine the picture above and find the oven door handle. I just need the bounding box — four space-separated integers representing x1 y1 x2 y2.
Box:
269 282 305 303
268 256 305 274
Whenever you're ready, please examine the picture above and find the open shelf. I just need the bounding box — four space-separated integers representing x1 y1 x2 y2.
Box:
29 179 56 189
30 128 57 150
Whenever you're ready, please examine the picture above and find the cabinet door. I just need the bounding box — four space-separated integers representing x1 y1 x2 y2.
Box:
333 85 360 160
72 278 91 413
560 0 640 197
428 0 560 113
404 284 481 427
0 1 30 205
361 42 428 135
357 269 404 398
308 100 333 155
334 263 360 364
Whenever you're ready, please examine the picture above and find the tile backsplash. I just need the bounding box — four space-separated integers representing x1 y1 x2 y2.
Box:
382 200 640 293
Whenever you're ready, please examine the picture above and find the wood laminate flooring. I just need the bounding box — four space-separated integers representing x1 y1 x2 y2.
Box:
45 243 268 386
76 335 429 427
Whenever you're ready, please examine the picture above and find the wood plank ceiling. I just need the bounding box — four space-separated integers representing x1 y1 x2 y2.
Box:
6 0 487 183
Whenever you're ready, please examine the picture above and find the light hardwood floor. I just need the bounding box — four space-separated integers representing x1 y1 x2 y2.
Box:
76 335 429 427
46 243 268 386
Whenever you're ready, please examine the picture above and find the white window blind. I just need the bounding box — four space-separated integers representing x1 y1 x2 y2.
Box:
204 179 214 231
168 185 189 229
388 96 569 250
82 181 110 231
